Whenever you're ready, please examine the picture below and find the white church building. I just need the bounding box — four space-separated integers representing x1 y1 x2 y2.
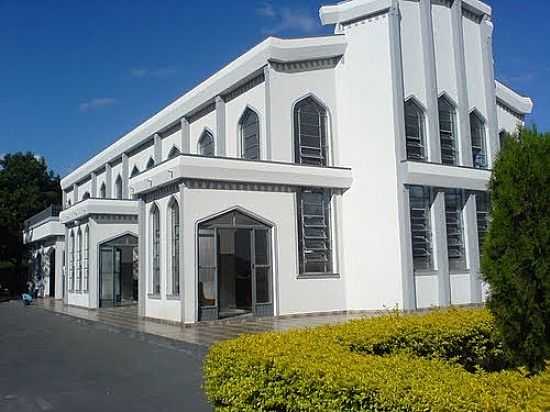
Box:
23 0 533 324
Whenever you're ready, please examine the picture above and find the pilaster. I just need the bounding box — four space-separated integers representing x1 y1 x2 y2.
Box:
154 134 162 164
181 185 196 324
264 65 272 161
465 192 482 303
54 238 64 300
180 117 190 153
179 183 186 324
105 163 112 198
137 199 146 318
215 96 226 156
122 153 129 199
91 172 97 198
451 0 473 167
72 183 78 203
420 0 441 163
433 190 450 306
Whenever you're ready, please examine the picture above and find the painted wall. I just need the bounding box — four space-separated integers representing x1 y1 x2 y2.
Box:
497 103 524 135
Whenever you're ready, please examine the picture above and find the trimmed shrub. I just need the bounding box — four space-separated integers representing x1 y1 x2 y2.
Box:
482 127 550 374
204 309 550 411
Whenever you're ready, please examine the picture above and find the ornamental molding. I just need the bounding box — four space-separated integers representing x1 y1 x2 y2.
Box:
271 57 341 73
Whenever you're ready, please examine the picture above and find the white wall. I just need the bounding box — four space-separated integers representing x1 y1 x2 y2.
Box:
189 111 217 155
497 103 524 135
129 143 155 176
161 129 181 160
432 3 458 102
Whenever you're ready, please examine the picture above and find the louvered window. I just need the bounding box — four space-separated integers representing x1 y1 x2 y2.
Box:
294 97 328 166
405 99 426 161
199 131 215 157
240 108 260 160
83 226 89 292
445 189 467 272
470 112 487 168
76 229 82 292
69 231 75 292
409 186 434 271
170 199 180 296
476 192 490 255
297 189 332 274
439 97 457 165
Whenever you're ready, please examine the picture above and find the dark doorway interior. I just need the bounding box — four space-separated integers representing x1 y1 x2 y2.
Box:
99 234 138 307
49 249 55 297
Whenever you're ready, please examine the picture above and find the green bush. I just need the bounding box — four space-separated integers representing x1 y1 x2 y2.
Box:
204 309 550 411
482 127 550 374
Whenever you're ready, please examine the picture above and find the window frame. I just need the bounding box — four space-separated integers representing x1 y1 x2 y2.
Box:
444 189 468 273
438 96 458 165
409 185 435 272
115 175 123 200
83 225 89 292
470 111 488 169
405 98 427 161
168 198 180 296
240 108 260 160
198 130 215 157
293 96 329 167
151 204 161 296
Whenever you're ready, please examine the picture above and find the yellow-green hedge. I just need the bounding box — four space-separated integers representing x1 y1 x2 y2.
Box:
204 308 550 411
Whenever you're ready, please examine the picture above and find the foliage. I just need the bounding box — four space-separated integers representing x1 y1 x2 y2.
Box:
0 153 61 289
481 127 550 375
204 308 550 411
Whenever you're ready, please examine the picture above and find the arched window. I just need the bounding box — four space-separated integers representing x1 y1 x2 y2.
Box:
470 111 487 168
168 146 181 160
405 99 426 161
294 96 328 166
82 192 91 200
76 228 82 292
130 166 140 178
67 199 72 207
99 183 106 199
115 175 123 200
169 198 180 296
146 157 155 170
499 130 508 149
83 226 89 292
438 96 458 165
69 230 75 292
240 108 260 160
151 204 161 295
198 130 215 156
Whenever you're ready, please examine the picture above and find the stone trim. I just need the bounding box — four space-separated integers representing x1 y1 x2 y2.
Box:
184 179 296 193
222 72 265 102
270 57 341 74
142 183 179 203
187 101 216 124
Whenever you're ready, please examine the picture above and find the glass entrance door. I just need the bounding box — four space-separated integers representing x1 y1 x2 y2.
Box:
100 246 114 307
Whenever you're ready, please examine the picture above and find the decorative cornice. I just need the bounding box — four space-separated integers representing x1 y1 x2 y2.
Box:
271 57 341 73
222 72 265 103
142 183 179 203
187 101 216 124
184 179 295 192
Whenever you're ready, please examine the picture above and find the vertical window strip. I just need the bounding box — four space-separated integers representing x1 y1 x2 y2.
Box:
152 206 161 295
69 233 74 292
171 202 180 296
445 189 467 272
83 228 89 292
476 192 490 255
409 185 434 271
297 189 332 274
294 97 328 167
405 100 426 161
77 230 82 292
439 98 457 165
471 113 487 168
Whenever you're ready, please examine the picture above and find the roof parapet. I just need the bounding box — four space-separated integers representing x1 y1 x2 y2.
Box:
496 80 534 115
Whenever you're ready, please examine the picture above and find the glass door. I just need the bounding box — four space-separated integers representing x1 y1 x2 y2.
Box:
100 246 114 307
114 248 121 304
198 228 217 321
253 229 273 317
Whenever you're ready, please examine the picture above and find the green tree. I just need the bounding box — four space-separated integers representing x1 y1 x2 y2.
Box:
481 127 550 374
0 153 61 291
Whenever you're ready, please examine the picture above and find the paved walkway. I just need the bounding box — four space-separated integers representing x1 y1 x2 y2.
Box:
35 298 373 347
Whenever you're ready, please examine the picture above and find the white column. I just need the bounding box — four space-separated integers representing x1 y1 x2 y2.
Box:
182 185 196 324
433 190 450 306
180 117 190 153
154 134 162 163
54 238 64 300
138 199 146 318
105 163 112 198
179 182 186 323
215 96 226 156
72 183 78 203
451 0 473 167
464 192 482 303
122 153 129 199
91 172 97 198
420 0 441 163
263 65 272 161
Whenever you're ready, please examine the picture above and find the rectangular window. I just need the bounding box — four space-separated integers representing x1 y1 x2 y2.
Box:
77 237 82 292
439 98 457 165
83 231 89 292
445 189 467 272
69 237 74 292
152 215 161 295
476 192 490 255
409 186 434 271
297 189 333 274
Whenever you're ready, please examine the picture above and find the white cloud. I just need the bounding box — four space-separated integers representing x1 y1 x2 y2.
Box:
79 97 117 112
130 66 177 79
257 2 319 35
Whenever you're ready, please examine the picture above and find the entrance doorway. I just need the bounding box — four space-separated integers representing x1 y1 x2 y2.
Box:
99 234 138 307
198 210 273 321
49 249 55 297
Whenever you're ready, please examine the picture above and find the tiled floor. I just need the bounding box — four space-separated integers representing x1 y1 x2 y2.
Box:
35 298 374 347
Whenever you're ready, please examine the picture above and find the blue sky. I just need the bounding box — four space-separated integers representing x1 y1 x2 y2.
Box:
0 0 548 176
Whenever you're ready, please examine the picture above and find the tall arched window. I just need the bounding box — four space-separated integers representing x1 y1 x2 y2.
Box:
405 99 426 161
198 130 215 156
83 226 89 292
69 230 75 292
438 96 457 165
115 175 123 200
470 111 487 168
169 198 180 296
146 157 155 170
76 228 82 292
168 146 181 160
240 108 260 160
130 166 140 178
151 204 161 295
99 183 106 199
294 96 328 166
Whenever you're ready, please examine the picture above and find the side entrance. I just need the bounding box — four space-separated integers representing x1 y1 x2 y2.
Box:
198 210 273 321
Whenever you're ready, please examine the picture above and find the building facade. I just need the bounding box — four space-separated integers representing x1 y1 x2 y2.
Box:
25 0 533 324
